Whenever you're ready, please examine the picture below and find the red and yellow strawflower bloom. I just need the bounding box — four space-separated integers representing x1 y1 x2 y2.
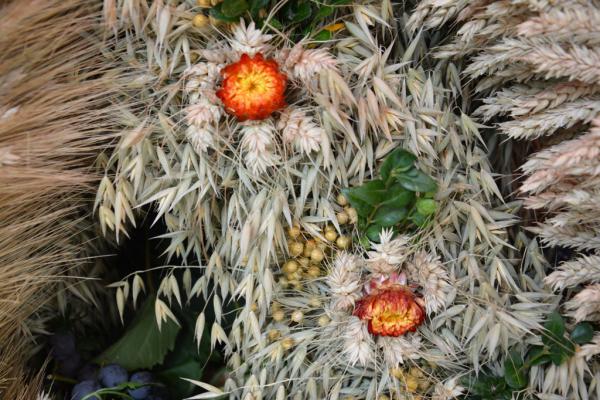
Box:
353 273 425 337
216 53 287 121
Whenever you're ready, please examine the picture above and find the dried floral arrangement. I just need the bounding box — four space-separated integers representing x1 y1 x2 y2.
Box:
2 0 600 399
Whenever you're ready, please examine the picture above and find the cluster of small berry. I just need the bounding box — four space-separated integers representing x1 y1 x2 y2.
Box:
50 332 166 400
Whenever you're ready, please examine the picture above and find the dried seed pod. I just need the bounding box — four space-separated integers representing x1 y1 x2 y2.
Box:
336 235 350 249
289 241 304 257
310 248 324 263
192 14 209 28
290 310 303 323
337 194 348 206
272 310 285 322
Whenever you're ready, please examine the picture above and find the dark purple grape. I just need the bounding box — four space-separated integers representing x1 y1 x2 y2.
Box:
77 363 99 382
98 363 128 388
71 380 100 400
57 353 82 378
127 371 153 399
50 331 76 360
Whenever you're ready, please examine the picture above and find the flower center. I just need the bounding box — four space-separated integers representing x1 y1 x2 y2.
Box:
354 285 424 337
216 53 287 121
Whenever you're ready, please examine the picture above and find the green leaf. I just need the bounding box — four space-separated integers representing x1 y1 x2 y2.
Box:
267 18 283 30
549 339 574 366
249 0 269 16
312 30 332 41
373 205 407 227
504 350 527 389
209 4 241 22
416 198 437 216
366 224 384 242
542 311 566 347
380 148 416 183
314 5 333 19
526 345 551 367
291 2 312 22
397 169 437 193
571 322 594 345
380 184 415 208
95 296 181 370
410 212 429 227
342 180 386 215
221 0 249 17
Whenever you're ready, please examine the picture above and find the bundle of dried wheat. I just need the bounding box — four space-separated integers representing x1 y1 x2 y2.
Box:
410 1 600 397
0 0 130 395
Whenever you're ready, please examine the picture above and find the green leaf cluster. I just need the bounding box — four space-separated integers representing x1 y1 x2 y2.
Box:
210 0 351 41
462 312 595 399
342 148 438 243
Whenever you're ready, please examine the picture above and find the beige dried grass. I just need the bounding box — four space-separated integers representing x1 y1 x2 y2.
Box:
0 0 129 395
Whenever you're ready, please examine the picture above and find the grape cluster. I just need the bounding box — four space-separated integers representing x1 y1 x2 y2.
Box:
49 332 166 399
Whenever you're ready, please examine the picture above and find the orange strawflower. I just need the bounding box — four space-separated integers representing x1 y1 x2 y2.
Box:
216 53 287 121
354 273 425 337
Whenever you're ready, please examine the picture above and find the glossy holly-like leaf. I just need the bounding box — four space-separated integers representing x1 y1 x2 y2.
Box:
373 205 407 227
221 0 249 17
397 169 438 193
380 148 416 183
504 350 527 389
526 345 551 367
96 296 181 370
571 322 594 345
416 198 437 216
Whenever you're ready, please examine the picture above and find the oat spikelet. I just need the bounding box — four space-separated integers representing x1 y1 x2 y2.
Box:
230 20 273 56
342 316 376 366
565 284 600 322
406 251 451 315
326 252 362 311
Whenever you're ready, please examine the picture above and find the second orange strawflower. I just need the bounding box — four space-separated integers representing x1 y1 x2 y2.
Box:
354 274 425 337
216 53 287 121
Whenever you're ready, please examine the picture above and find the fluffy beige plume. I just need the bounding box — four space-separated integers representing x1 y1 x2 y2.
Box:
1 0 128 393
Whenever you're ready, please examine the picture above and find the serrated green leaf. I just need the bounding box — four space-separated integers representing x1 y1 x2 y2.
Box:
373 205 407 227
221 0 249 17
571 322 594 345
95 296 181 370
380 148 416 183
504 350 527 389
397 170 438 193
416 198 437 215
